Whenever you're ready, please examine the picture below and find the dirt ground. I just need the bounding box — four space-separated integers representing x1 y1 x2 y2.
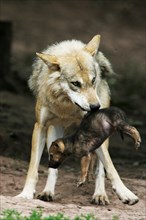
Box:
0 92 146 219
0 148 146 220
0 0 146 219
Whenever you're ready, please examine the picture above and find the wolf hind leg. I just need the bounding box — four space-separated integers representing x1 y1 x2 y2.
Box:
77 154 91 187
87 152 97 182
37 125 64 201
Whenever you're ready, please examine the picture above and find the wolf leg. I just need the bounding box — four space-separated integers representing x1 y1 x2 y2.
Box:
92 141 110 205
37 125 64 201
95 140 139 205
77 154 91 187
87 152 97 182
16 122 47 199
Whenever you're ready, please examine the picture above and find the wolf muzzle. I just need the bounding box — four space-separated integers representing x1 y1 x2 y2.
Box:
75 102 100 112
90 104 100 110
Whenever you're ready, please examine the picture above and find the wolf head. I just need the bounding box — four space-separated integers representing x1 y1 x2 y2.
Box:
30 35 113 112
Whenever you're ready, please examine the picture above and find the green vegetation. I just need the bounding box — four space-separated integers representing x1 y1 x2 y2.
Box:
0 209 119 220
111 216 119 220
0 209 94 220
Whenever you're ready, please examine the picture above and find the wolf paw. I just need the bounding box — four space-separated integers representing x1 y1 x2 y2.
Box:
113 185 139 205
77 180 85 187
37 192 54 202
77 176 87 187
91 193 110 205
15 191 34 200
121 196 139 205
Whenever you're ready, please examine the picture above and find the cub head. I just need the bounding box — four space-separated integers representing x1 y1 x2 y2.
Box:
48 139 67 169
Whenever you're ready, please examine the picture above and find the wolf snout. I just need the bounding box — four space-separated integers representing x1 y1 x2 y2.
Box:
75 102 89 111
90 104 100 111
75 103 100 112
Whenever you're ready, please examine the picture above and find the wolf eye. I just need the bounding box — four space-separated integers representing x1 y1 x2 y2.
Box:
71 81 81 88
92 77 96 84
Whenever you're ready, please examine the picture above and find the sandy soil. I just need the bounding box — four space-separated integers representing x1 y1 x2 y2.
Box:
0 155 146 220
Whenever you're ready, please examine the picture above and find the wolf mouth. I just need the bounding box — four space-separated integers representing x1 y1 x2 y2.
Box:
75 102 100 112
75 102 89 112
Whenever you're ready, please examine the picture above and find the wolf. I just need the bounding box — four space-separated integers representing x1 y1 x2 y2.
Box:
16 35 139 205
48 107 141 199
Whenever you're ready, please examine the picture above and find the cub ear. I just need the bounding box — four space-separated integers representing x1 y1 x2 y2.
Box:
53 140 65 153
36 52 60 71
84 35 101 56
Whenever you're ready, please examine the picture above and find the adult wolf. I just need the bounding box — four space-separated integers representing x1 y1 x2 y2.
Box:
16 35 138 205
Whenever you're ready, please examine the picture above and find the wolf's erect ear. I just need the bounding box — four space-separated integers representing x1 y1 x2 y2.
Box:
84 35 101 56
36 52 60 70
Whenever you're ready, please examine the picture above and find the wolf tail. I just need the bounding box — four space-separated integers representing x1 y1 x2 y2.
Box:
117 122 141 149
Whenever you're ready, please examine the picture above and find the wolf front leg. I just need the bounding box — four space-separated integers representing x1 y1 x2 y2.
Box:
37 125 64 201
16 122 47 199
92 140 110 205
95 140 139 205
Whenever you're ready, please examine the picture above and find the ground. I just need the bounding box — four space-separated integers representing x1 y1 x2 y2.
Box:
0 157 145 220
0 154 146 220
0 92 146 220
0 0 146 219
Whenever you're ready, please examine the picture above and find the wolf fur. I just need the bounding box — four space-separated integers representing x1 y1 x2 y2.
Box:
16 35 139 205
48 107 141 202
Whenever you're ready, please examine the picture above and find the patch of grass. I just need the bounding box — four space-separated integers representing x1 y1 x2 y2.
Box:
0 209 120 220
74 213 96 220
112 216 119 220
0 210 93 220
0 209 22 220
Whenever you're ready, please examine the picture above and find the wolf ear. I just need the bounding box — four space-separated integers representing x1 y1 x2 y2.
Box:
84 35 101 56
36 52 60 70
96 52 115 78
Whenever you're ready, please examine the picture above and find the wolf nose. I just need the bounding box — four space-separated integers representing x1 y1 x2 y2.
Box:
90 104 100 110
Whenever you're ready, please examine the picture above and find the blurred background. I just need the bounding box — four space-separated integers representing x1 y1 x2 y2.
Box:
0 0 146 172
